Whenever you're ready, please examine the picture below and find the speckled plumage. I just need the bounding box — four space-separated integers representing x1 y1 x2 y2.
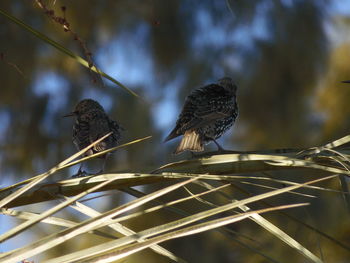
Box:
165 77 238 154
66 99 122 175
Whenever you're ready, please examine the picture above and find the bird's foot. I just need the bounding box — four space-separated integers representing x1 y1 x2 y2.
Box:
216 147 230 154
216 148 243 154
71 170 91 178
212 139 239 154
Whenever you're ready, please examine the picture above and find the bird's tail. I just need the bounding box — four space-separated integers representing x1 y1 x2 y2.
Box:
174 130 203 154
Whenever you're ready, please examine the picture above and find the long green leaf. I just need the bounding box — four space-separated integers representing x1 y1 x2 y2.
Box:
0 8 140 98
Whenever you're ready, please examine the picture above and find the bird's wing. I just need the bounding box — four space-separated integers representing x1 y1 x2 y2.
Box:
179 86 232 131
180 111 230 131
87 111 111 149
165 83 233 141
72 120 90 150
164 124 181 142
109 119 122 142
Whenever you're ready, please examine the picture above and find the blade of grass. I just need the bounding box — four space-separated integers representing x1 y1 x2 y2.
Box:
67 199 186 263
59 136 152 170
1 208 76 228
119 187 280 263
319 151 350 213
238 175 346 194
0 178 197 263
265 158 350 176
192 176 334 263
0 173 168 208
99 184 231 226
0 132 113 209
0 171 119 243
238 181 316 198
155 153 350 176
0 208 116 239
226 179 350 253
278 209 350 251
297 134 350 156
71 204 310 263
194 181 319 262
0 135 152 194
161 173 344 194
49 175 334 263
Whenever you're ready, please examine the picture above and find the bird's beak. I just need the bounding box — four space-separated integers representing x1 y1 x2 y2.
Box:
341 80 350 83
63 112 75 118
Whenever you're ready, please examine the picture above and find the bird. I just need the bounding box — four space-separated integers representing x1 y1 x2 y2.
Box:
64 99 122 176
164 77 238 154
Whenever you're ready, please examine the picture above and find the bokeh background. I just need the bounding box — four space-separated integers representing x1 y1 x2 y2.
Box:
1 0 350 262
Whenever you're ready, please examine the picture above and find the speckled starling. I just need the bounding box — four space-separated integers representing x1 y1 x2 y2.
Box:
164 77 238 154
64 99 122 176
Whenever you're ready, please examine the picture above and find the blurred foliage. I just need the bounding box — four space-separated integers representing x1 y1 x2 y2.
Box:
1 0 350 262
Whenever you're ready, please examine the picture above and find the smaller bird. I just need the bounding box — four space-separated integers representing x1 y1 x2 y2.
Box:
64 99 122 176
164 77 238 154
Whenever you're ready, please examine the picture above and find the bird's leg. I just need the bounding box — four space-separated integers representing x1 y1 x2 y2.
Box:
72 163 89 178
212 139 226 153
97 154 108 174
212 139 240 154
